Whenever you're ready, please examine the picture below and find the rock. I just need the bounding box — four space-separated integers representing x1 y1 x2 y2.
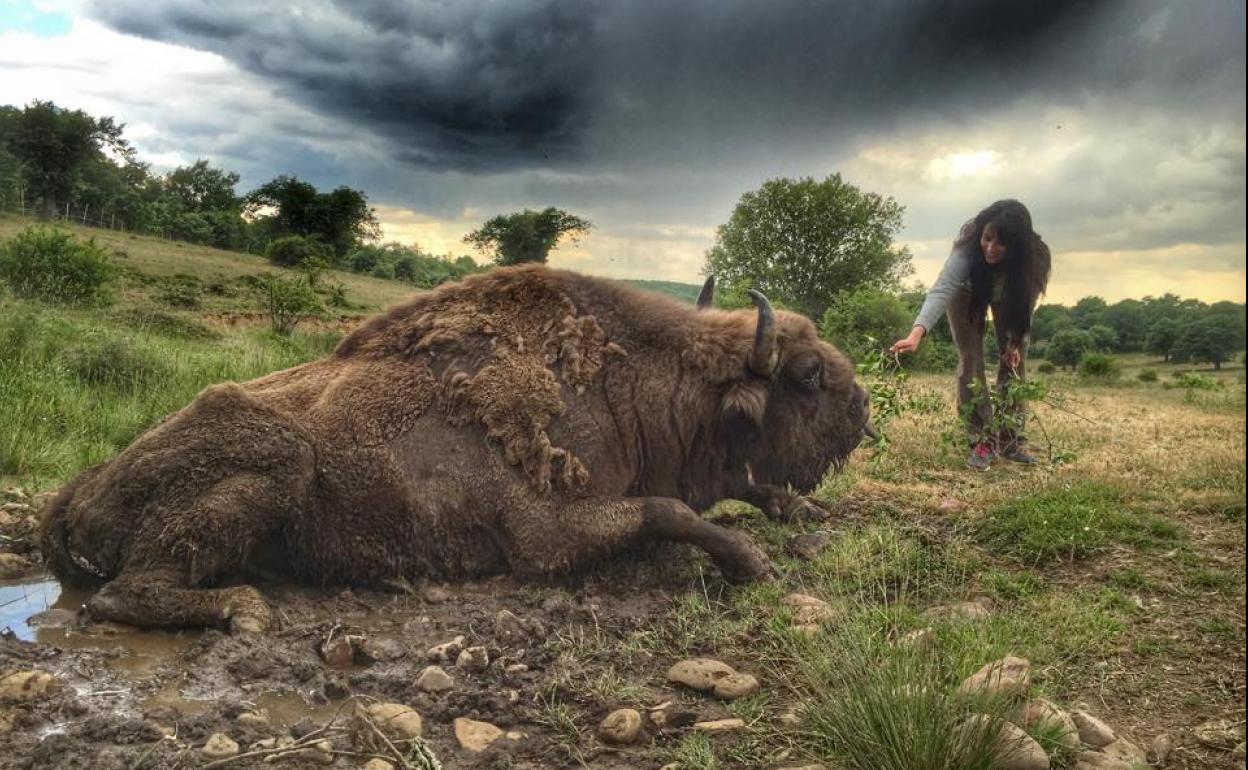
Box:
958 715 1049 770
1192 718 1243 748
0 710 16 736
504 663 529 676
362 760 396 770
712 672 759 701
923 601 991 622
782 594 836 626
959 656 1031 699
897 627 935 650
236 709 270 726
693 718 746 733
1100 739 1146 764
1071 751 1134 770
1148 733 1174 767
455 717 504 752
938 498 967 513
201 733 239 760
667 658 736 691
416 665 454 693
320 634 357 669
25 609 79 630
357 636 406 662
364 702 423 739
424 585 452 603
1019 699 1079 750
0 553 32 579
0 670 57 702
494 610 527 643
787 531 831 560
427 635 466 661
1070 711 1117 749
598 708 643 744
456 646 489 673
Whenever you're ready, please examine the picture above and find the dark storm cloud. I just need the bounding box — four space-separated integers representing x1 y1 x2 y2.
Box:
85 0 1242 174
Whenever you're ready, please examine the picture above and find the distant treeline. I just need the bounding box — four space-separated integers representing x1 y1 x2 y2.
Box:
0 100 481 287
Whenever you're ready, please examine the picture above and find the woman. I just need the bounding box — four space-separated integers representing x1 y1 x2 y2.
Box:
890 200 1051 470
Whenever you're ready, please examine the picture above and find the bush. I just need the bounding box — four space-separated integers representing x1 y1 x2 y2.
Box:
1078 353 1120 380
256 274 324 335
0 226 118 305
264 235 332 268
370 263 395 280
63 339 168 391
1164 372 1223 391
1036 361 1056 375
1136 369 1158 383
155 276 203 309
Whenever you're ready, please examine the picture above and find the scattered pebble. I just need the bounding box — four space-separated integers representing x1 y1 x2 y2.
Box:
454 717 504 752
959 656 1031 698
1148 733 1174 767
456 646 489 673
427 635 466 662
416 665 454 693
364 702 423 739
236 709 270 727
958 715 1049 770
712 672 759 701
200 733 239 760
597 708 643 745
494 610 526 643
667 658 736 691
787 532 831 560
1071 711 1117 749
0 671 57 702
923 601 991 622
423 586 452 603
1019 698 1079 750
1100 738 1146 765
692 718 746 733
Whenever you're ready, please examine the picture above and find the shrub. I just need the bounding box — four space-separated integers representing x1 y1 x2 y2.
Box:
1164 372 1223 391
1036 361 1056 375
264 235 332 268
1136 369 1158 383
0 226 118 305
63 339 168 391
394 255 419 282
1078 353 1120 380
156 278 203 309
370 263 395 280
256 274 324 335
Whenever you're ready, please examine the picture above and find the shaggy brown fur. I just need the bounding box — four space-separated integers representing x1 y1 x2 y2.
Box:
40 265 870 632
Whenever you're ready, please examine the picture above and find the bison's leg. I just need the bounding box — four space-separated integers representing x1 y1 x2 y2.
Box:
86 568 271 633
506 496 773 583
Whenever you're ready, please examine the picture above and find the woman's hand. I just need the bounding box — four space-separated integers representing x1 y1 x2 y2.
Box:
889 326 925 355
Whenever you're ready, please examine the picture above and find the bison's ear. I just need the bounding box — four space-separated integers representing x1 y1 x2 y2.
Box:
719 381 768 429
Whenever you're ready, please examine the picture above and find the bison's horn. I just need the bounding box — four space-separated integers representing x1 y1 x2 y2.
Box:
747 289 778 377
696 274 716 309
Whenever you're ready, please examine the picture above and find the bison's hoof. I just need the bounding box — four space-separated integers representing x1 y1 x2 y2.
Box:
786 497 831 523
720 536 776 584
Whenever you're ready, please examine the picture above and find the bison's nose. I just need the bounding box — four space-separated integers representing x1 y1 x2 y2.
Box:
855 385 879 440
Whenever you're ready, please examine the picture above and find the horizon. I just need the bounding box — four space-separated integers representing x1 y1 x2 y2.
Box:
1 0 1244 306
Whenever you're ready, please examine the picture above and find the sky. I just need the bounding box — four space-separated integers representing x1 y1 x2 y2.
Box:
1 0 1244 305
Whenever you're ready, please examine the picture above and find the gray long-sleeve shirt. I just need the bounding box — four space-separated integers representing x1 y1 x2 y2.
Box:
914 245 974 332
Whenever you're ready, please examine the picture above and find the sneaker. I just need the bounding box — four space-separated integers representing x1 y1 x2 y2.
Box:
966 443 994 471
1002 447 1037 465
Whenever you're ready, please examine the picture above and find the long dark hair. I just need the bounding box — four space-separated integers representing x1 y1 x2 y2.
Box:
954 200 1051 345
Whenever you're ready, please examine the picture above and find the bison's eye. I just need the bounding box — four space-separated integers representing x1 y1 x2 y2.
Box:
795 360 822 392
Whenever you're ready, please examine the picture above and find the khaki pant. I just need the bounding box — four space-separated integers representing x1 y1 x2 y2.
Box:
946 288 1029 450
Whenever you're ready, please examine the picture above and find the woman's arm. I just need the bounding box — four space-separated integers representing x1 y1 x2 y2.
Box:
890 248 971 354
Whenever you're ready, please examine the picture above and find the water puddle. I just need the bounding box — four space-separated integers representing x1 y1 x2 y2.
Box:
1 574 197 676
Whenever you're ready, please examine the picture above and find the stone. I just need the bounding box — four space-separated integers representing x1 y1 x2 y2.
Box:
1070 711 1117 749
357 636 406 662
693 718 746 732
455 717 504 752
1100 739 1146 764
456 646 489 673
494 610 526 643
1071 751 1133 770
923 601 991 622
365 702 423 739
236 709 270 726
320 634 357 669
781 594 836 626
427 635 466 661
201 733 239 760
1148 733 1174 767
504 663 529 675
362 761 396 770
0 710 16 736
0 553 31 579
787 531 831 560
597 708 643 744
424 585 452 603
0 671 57 702
416 665 454 693
1019 699 1079 750
1192 718 1243 749
667 658 737 691
712 672 759 701
958 715 1049 770
959 656 1031 698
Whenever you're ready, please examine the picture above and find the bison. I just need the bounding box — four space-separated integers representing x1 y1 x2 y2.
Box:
40 265 872 633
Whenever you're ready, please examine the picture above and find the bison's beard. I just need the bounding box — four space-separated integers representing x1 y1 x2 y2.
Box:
756 420 864 494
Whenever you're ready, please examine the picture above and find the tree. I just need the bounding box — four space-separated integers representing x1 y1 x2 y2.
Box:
705 175 911 319
1087 324 1119 353
464 207 592 266
1102 298 1148 352
1031 303 1073 344
1145 318 1181 362
1047 328 1095 371
245 176 379 259
164 160 240 212
4 101 132 218
1070 296 1108 328
1171 316 1242 370
819 288 912 363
